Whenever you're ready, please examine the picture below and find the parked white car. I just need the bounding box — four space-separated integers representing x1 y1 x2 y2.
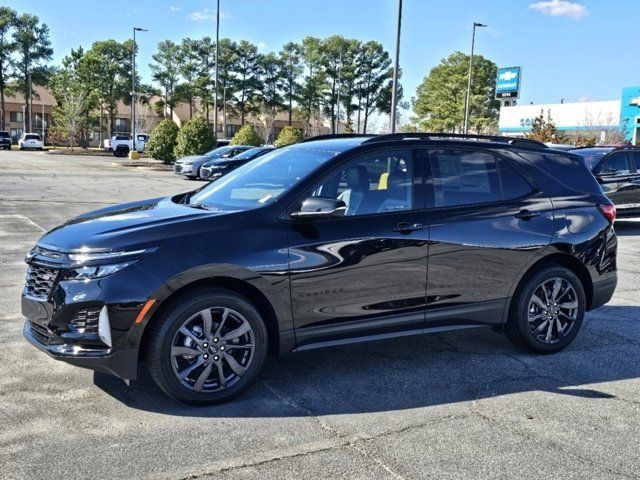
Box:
106 134 149 157
18 133 43 150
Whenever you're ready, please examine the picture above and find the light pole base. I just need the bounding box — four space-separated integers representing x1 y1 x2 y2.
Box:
128 150 140 160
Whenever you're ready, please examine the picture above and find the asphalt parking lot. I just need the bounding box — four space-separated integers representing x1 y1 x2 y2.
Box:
1 150 639 480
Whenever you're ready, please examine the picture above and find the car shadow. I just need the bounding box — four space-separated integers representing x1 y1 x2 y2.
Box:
94 304 640 418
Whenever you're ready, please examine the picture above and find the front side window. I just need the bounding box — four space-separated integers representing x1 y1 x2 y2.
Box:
599 152 630 175
309 149 414 216
188 147 339 211
429 150 501 207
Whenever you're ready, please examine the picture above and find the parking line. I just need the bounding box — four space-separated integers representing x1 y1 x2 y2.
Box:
0 214 46 232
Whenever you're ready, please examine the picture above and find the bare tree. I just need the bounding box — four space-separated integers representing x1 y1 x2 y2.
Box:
55 87 86 151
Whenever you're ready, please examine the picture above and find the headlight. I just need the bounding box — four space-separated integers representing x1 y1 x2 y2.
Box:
68 249 149 264
64 262 135 280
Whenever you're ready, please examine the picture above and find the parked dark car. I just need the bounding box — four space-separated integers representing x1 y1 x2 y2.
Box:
571 146 640 217
22 133 617 405
200 146 274 181
0 131 11 150
173 145 253 180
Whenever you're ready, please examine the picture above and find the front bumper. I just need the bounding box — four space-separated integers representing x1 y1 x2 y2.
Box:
174 163 194 175
20 254 161 380
23 320 138 379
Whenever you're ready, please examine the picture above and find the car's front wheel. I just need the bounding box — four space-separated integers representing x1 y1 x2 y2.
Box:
506 265 586 354
147 288 268 405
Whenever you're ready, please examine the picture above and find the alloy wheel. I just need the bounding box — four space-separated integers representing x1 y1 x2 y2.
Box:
527 277 579 344
170 307 255 392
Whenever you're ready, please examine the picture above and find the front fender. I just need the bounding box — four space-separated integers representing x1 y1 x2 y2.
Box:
135 262 293 343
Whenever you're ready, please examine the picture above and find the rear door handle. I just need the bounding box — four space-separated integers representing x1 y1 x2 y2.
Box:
515 209 540 221
393 222 424 233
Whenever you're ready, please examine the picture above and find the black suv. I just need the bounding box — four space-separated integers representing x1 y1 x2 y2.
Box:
22 133 618 405
570 146 640 217
0 130 11 150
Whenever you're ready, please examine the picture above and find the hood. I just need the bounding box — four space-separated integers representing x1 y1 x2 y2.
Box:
176 155 210 165
38 196 226 252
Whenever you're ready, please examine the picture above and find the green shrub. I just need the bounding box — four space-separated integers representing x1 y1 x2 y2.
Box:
145 120 179 164
274 126 303 147
174 116 216 159
230 125 263 146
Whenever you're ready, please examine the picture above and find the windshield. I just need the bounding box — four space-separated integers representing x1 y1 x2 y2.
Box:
570 148 614 171
204 146 233 158
233 147 270 160
0 131 9 138
187 147 339 211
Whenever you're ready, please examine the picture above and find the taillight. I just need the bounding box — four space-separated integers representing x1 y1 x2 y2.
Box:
598 203 616 224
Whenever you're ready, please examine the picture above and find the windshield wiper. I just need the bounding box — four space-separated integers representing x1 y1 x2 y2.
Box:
187 203 214 210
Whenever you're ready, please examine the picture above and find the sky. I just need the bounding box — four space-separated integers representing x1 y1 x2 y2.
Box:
12 0 640 116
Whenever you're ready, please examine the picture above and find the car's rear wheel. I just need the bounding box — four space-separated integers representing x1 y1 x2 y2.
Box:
506 265 585 353
147 288 268 405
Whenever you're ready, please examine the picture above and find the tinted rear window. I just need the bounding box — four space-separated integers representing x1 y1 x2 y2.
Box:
25 134 40 140
517 151 602 195
0 132 9 138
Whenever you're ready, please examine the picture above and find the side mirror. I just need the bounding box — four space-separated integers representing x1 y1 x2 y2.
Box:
290 197 347 220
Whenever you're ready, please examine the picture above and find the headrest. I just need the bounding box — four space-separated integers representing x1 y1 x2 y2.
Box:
345 166 369 191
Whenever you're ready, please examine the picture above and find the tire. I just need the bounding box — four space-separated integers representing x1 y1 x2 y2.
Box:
147 288 268 405
113 147 129 158
506 265 586 354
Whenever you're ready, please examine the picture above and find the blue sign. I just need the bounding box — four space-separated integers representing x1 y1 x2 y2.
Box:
496 67 521 99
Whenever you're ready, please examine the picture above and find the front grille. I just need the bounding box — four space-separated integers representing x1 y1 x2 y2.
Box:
28 321 62 345
24 264 59 299
70 308 101 335
174 165 183 173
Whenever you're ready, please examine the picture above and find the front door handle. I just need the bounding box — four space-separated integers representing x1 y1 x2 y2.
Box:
393 222 424 233
515 209 540 221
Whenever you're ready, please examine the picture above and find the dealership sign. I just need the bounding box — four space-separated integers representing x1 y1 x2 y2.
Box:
496 67 521 100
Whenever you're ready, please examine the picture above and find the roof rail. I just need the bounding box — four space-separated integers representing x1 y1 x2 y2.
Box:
300 133 375 143
362 132 548 149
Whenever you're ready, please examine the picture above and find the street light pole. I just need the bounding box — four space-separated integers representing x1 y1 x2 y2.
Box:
213 0 220 140
463 22 487 135
132 27 148 148
390 0 403 134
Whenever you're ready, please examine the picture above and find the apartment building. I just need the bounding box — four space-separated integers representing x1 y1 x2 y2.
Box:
0 86 313 146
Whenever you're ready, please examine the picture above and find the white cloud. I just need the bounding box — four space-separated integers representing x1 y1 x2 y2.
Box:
169 6 181 12
529 0 589 19
187 8 229 22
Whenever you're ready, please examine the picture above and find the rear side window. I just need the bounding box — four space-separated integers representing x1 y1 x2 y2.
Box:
598 152 630 174
429 150 501 207
517 151 602 195
498 158 534 200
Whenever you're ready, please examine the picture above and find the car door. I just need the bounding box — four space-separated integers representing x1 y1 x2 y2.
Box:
593 151 637 211
287 148 429 347
422 147 554 327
